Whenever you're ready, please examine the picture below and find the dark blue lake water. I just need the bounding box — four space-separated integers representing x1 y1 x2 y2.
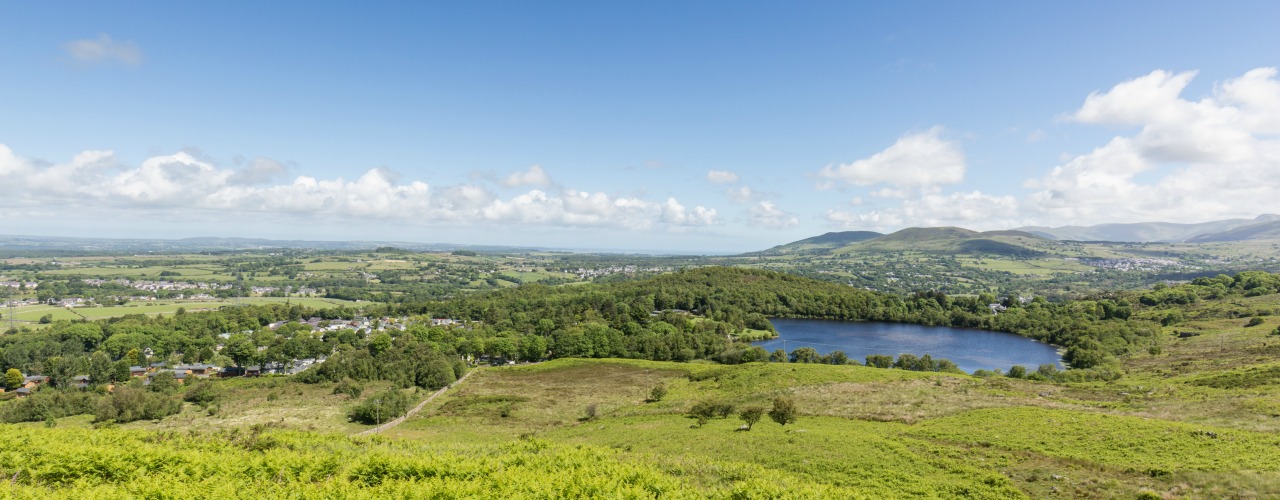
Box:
752 319 1063 374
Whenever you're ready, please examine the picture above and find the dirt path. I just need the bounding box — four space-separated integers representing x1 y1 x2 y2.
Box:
357 369 474 436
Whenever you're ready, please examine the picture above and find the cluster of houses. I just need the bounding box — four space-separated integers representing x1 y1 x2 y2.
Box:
82 279 235 292
2 363 221 397
1074 257 1187 272
264 316 421 333
563 265 672 280
1 280 38 290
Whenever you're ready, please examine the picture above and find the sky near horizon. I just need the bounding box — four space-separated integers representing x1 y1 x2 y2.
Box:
2 1 1278 253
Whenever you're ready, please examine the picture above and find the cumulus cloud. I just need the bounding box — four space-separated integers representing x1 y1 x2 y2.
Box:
822 68 1280 231
0 145 719 231
816 127 965 189
706 169 739 184
826 191 1021 231
501 165 553 187
748 201 799 229
62 34 143 66
1030 67 1280 224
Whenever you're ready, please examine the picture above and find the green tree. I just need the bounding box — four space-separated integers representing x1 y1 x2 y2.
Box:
738 406 765 430
648 383 667 402
148 371 181 393
865 354 894 368
688 400 717 427
789 347 820 364
4 368 22 390
768 396 797 426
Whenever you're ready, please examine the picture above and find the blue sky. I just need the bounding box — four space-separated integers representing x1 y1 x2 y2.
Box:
2 1 1278 253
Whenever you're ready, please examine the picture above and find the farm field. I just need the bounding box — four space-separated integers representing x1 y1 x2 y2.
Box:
6 297 365 326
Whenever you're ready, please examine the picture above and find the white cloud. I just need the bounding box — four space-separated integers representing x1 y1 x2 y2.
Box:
706 169 739 184
823 68 1280 231
661 198 719 226
62 34 143 66
825 209 903 229
0 145 720 231
1030 67 1280 224
748 201 799 229
501 165 553 187
816 127 965 188
826 191 1020 231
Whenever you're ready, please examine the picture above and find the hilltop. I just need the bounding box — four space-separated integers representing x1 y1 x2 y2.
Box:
762 227 1049 257
757 230 882 255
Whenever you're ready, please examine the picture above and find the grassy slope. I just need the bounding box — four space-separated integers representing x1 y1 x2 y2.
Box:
391 338 1280 498
7 292 1280 497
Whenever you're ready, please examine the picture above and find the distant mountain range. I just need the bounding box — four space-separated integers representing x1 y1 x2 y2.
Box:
759 214 1280 256
0 235 541 254
5 214 1279 257
1016 214 1280 243
759 227 1049 257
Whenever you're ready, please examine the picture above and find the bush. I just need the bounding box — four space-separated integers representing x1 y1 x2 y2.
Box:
148 371 181 393
182 380 221 407
1006 365 1027 379
95 386 182 423
333 378 364 399
0 390 98 423
1245 317 1265 327
348 389 411 425
738 406 765 430
648 383 667 402
768 396 798 426
688 400 735 426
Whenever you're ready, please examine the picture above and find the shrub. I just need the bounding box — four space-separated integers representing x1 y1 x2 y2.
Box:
648 383 667 402
333 378 364 399
738 406 765 430
183 380 221 407
348 389 411 425
94 386 182 423
768 396 798 426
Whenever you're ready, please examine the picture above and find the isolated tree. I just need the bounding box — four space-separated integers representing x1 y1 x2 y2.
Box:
649 383 668 402
688 401 717 427
739 406 765 430
4 368 22 390
1006 365 1027 379
768 396 798 426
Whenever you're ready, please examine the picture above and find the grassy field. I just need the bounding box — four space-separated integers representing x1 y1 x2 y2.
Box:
381 347 1280 498
6 297 366 326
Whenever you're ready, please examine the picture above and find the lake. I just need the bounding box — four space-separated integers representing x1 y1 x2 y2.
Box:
752 319 1063 374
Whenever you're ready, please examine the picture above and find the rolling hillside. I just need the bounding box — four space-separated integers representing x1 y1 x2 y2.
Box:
757 230 882 255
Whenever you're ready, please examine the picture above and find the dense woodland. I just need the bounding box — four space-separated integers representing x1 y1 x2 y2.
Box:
6 266 1280 425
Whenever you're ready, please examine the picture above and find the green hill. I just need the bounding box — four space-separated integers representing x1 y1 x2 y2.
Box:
757 230 882 255
841 227 1047 256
